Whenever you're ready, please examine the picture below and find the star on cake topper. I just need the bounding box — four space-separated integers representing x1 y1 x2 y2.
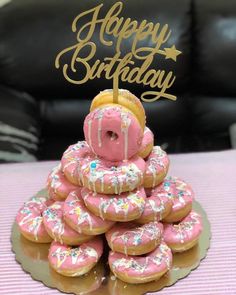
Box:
164 45 182 62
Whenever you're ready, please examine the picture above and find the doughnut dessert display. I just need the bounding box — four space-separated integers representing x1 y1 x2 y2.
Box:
47 164 77 201
43 201 93 245
109 242 172 284
90 89 146 130
80 155 146 194
61 141 93 185
163 211 203 252
63 189 115 235
161 176 195 223
136 189 172 224
143 145 170 188
48 237 103 277
13 89 208 294
138 126 154 159
16 195 53 243
105 222 163 255
84 104 144 161
81 187 146 222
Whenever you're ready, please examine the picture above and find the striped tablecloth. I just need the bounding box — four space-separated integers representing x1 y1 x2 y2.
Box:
0 150 236 295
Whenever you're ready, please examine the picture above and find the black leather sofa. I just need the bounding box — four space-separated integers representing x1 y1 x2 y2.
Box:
0 0 236 162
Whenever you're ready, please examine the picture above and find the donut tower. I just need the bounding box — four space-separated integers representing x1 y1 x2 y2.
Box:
16 89 203 284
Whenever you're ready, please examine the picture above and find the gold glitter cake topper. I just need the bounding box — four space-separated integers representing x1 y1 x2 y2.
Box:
55 2 182 103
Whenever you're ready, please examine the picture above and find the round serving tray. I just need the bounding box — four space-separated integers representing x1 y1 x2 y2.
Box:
11 189 211 295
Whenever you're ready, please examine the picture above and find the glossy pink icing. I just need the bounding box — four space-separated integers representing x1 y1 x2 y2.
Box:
61 141 94 184
43 201 88 244
106 222 163 255
16 196 53 241
145 146 169 186
163 211 203 244
47 164 78 200
81 187 146 221
109 242 172 277
63 190 114 234
139 192 171 221
155 176 194 212
48 237 103 272
139 127 154 155
80 155 146 194
83 105 143 161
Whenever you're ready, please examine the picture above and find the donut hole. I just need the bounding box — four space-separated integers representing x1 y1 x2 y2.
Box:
106 131 118 141
70 245 80 250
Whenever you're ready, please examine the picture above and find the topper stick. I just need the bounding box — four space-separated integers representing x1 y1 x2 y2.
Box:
113 75 119 103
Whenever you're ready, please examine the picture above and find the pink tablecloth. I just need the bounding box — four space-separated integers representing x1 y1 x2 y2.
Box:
0 150 236 295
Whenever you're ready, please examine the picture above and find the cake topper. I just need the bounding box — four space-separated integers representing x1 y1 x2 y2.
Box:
55 2 181 103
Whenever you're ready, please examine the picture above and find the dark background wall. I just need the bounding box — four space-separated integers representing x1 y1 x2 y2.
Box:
0 0 235 162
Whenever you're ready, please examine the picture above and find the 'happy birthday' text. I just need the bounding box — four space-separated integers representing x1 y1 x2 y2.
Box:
55 2 181 102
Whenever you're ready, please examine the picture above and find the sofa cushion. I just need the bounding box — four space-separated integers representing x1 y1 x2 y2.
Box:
0 85 40 162
194 0 236 96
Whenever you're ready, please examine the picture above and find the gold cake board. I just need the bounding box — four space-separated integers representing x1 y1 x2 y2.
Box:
11 189 211 295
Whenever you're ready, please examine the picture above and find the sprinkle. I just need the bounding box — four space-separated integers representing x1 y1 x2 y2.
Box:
133 235 142 245
90 162 97 169
74 207 81 216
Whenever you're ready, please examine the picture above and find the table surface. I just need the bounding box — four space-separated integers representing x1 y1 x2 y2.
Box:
0 150 236 295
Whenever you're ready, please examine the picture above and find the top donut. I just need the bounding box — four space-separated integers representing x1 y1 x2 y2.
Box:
84 90 146 162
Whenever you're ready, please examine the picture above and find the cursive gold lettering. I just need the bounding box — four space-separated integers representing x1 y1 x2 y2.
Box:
100 2 123 46
55 2 181 103
72 4 103 43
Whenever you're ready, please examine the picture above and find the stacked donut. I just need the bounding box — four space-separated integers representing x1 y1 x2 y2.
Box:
16 89 203 285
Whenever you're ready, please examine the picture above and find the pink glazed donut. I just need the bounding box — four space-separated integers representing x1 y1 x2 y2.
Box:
136 188 172 224
83 104 143 161
105 221 163 256
163 211 203 252
16 195 53 243
47 164 78 201
144 146 170 188
61 141 94 185
138 127 154 159
161 176 195 223
81 187 146 222
48 237 103 277
63 189 115 235
43 201 92 246
109 242 172 284
80 155 145 194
